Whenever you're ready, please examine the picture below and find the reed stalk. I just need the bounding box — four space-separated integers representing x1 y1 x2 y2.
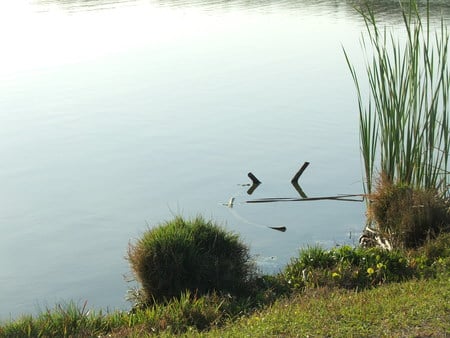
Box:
344 0 450 196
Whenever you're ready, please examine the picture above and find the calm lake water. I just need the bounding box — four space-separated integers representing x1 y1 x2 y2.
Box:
1 0 448 320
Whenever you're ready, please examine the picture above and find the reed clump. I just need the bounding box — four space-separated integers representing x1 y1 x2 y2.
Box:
345 0 450 248
345 0 450 194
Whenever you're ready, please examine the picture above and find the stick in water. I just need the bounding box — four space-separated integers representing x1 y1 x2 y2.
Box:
268 226 287 232
247 172 261 185
291 161 310 184
226 201 287 232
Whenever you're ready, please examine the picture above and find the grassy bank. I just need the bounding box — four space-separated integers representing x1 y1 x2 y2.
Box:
2 221 449 337
1 241 449 337
200 276 450 338
1 272 448 337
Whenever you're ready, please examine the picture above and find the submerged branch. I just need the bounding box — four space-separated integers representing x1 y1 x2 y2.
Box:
246 194 366 204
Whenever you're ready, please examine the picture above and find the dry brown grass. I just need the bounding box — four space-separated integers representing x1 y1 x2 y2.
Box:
368 174 450 249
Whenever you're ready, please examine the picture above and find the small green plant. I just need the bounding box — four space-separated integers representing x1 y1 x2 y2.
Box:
421 231 450 260
127 216 255 304
282 245 413 290
408 231 450 277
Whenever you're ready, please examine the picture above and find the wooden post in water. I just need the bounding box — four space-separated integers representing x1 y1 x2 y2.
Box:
247 172 261 195
291 162 309 198
291 162 310 184
248 172 261 185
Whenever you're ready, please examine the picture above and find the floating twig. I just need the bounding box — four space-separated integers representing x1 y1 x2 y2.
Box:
246 194 366 203
268 226 287 232
226 202 287 232
222 197 235 208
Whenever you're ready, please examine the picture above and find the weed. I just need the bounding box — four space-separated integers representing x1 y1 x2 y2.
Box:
282 245 413 290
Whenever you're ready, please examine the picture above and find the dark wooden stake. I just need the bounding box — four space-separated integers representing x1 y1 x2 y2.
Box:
291 162 310 184
247 172 261 185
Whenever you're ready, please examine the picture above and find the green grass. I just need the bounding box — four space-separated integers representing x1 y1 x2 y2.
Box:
199 276 450 338
2 277 448 337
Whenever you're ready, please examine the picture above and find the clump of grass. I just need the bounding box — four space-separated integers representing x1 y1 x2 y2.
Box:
368 175 450 248
0 301 118 338
344 0 450 195
127 216 256 304
112 291 239 335
281 245 413 290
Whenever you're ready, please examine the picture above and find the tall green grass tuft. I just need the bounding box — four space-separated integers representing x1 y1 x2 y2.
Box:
0 301 116 338
344 0 450 195
127 216 256 304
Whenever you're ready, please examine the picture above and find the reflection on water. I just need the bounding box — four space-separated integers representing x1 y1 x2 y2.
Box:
1 0 450 320
33 0 450 20
34 0 132 11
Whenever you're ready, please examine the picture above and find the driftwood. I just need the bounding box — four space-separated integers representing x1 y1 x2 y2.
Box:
247 172 261 185
246 194 366 204
246 172 261 195
359 226 392 251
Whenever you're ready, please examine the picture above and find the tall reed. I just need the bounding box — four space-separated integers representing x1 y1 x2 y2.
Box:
344 0 450 196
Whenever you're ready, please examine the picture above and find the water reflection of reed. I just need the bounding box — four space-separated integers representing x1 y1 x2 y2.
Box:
34 0 133 12
33 0 450 22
